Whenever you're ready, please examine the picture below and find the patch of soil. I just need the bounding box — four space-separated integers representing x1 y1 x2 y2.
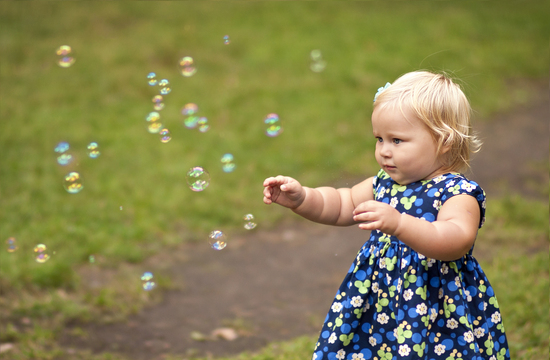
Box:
60 92 549 359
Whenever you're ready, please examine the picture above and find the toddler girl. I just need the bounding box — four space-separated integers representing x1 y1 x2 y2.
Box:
263 71 509 359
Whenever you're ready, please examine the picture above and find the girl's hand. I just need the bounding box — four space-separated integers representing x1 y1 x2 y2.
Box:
263 176 305 209
353 200 402 235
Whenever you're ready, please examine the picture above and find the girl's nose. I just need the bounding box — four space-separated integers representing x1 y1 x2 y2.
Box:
379 143 391 157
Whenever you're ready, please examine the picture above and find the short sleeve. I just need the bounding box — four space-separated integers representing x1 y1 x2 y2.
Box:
441 176 486 228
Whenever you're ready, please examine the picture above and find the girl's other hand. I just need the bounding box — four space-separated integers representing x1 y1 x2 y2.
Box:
353 200 401 235
263 176 305 209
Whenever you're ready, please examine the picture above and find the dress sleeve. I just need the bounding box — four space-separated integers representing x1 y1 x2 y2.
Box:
441 176 486 228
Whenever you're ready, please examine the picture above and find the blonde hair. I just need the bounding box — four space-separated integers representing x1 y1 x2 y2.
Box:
373 71 481 172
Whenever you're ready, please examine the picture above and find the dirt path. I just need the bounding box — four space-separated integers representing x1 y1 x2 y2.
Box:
60 93 548 359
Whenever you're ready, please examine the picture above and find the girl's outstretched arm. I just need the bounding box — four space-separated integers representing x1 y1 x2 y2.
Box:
263 175 375 226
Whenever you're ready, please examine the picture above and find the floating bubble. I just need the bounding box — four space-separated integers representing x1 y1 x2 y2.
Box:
63 171 83 194
158 79 171 95
6 237 18 253
147 72 158 86
159 128 171 143
310 49 326 72
179 56 197 77
223 35 230 45
182 103 200 128
141 271 156 291
56 45 75 68
208 230 227 250
89 255 95 264
152 95 165 111
186 167 210 192
120 206 123 210
265 113 282 137
243 214 257 230
146 111 160 122
34 244 50 263
221 153 236 173
146 111 163 133
55 142 73 166
197 117 209 133
87 142 100 158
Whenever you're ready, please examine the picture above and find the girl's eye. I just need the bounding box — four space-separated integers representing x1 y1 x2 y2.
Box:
393 139 402 144
376 137 383 143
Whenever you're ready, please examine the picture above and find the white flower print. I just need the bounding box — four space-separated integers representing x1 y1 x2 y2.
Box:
377 313 389 325
416 303 428 315
455 276 461 287
390 197 398 208
484 302 488 311
403 289 414 301
328 332 337 344
464 289 472 302
379 258 386 269
434 344 446 355
401 258 407 269
336 350 346 360
464 331 474 343
427 258 436 268
489 356 496 360
474 327 486 338
446 180 455 188
351 296 364 308
461 182 476 192
312 354 317 360
397 278 402 292
482 199 486 209
491 312 501 324
369 336 377 346
332 302 343 313
441 263 449 275
433 199 442 210
372 282 379 293
430 308 437 322
433 175 445 184
438 288 444 299
398 344 411 356
352 353 364 360
418 253 426 259
446 318 459 329
377 187 386 200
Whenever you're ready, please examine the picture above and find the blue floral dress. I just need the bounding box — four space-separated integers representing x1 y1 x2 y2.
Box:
312 170 510 360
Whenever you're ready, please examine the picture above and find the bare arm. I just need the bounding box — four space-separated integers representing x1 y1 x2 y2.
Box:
353 194 480 260
263 176 375 226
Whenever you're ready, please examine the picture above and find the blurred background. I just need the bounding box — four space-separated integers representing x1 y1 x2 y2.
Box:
0 2 548 359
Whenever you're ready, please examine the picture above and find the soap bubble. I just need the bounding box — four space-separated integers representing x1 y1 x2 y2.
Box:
34 244 50 263
221 153 236 173
182 103 199 128
147 72 158 86
63 171 83 194
197 117 209 133
55 141 73 166
146 111 163 133
6 237 18 253
186 167 210 192
89 255 95 263
208 230 227 250
243 214 257 230
158 79 171 95
159 128 171 143
179 56 197 77
87 142 100 158
56 45 75 68
141 271 156 291
152 95 165 111
223 35 230 45
310 49 326 73
265 113 282 137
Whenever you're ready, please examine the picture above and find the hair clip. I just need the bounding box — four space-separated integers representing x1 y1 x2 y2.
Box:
373 82 391 102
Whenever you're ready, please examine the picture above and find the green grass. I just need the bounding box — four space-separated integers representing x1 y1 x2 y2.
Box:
0 1 548 359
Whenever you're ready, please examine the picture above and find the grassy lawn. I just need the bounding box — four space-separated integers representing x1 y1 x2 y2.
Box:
0 1 548 359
